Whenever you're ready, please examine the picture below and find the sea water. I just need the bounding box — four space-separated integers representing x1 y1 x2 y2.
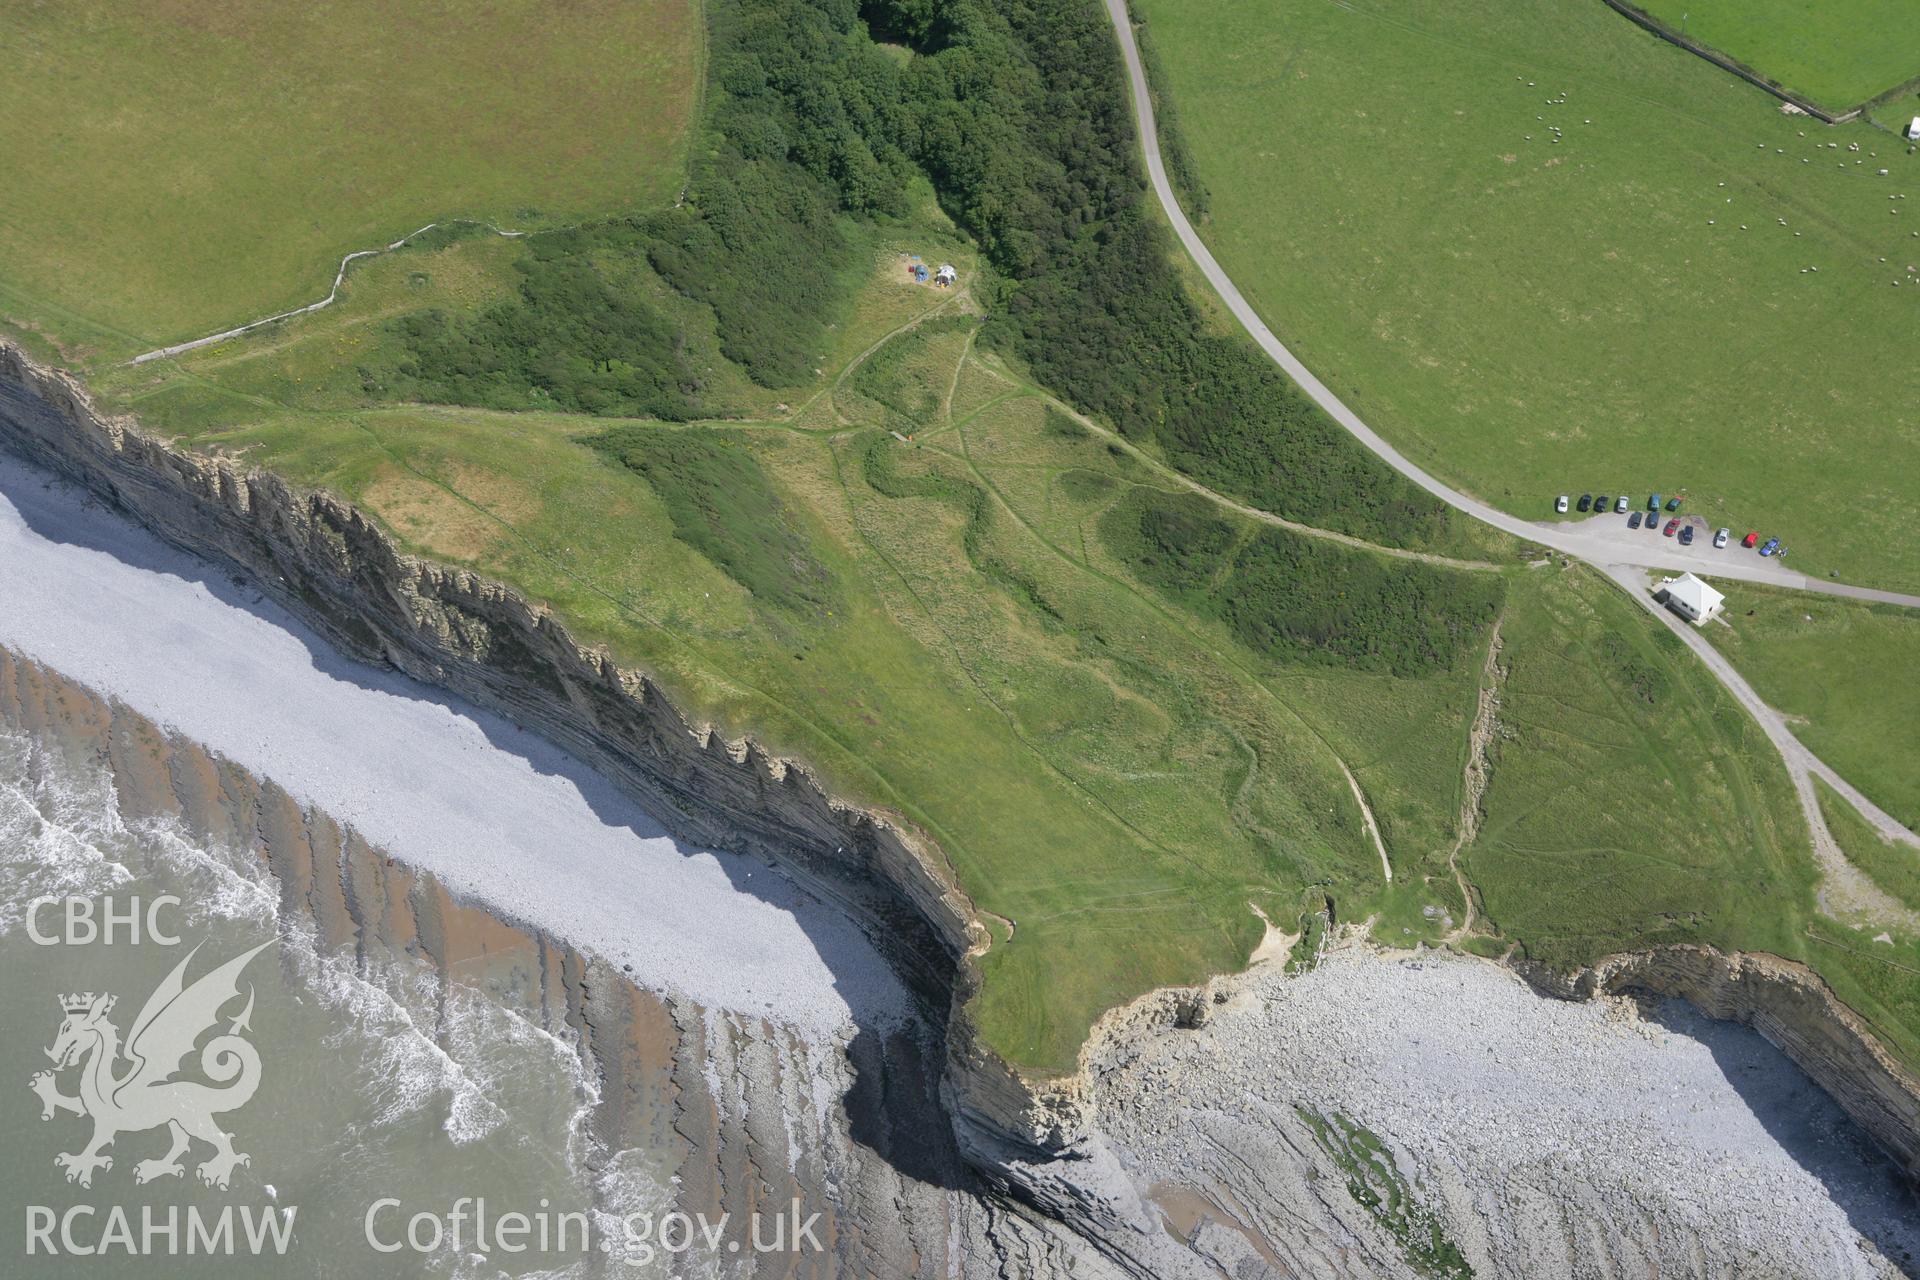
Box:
0 450 927 1277
0 722 663 1277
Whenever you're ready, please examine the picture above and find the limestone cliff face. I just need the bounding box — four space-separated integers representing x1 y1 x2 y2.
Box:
0 647 1145 1279
0 347 974 970
1517 945 1920 1177
0 341 1104 1199
8 338 1919 1236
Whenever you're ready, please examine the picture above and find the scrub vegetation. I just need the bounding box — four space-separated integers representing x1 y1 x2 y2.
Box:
85 231 1876 1067
5 0 1911 1076
383 0 1454 545
394 232 702 420
588 427 840 615
1130 0 1920 591
1102 489 1505 677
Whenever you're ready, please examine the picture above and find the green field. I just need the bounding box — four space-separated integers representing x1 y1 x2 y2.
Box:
2 0 1911 1077
1811 781 1920 1068
1702 584 1920 830
0 0 700 358
73 215 1887 1067
1632 0 1920 110
1465 564 1813 967
80 229 1500 1066
1131 0 1920 592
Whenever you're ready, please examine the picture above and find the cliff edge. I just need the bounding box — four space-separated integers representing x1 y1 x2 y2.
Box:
4 339 1916 1243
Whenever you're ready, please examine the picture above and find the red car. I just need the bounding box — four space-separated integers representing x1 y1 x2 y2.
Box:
1663 518 1680 536
1742 531 1759 548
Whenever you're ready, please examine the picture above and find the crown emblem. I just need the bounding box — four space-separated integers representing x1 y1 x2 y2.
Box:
36 942 271 1191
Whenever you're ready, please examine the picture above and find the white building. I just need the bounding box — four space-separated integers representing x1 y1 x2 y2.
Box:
1660 573 1725 625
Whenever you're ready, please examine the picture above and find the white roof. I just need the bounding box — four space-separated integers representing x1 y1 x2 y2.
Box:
1910 116 1920 138
1667 572 1723 615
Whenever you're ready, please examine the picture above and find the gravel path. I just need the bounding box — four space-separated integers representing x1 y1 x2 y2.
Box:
1101 0 1920 906
1102 0 1920 613
126 220 528 366
1606 565 1920 922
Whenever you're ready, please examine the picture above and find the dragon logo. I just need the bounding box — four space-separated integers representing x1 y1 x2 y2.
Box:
28 940 271 1190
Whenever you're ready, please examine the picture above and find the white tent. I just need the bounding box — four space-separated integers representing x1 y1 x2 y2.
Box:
1661 573 1725 624
1908 116 1920 141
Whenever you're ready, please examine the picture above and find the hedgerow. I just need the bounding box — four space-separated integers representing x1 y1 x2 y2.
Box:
393 0 1453 551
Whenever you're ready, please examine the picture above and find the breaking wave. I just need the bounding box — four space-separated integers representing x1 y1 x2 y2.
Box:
0 718 611 1177
0 727 133 933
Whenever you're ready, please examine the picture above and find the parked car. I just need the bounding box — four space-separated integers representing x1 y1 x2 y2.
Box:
1666 496 1683 511
1648 493 1662 511
1628 511 1643 529
1555 495 1570 514
1613 495 1629 514
1577 494 1593 512
1742 531 1760 548
1678 525 1695 546
1595 495 1611 513
1760 538 1781 557
1713 527 1730 549
1649 514 1665 534
1663 519 1680 536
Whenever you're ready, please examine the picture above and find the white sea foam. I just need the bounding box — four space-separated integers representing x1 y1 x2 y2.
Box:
0 728 521 1144
0 708 671 1271
0 454 906 1038
126 816 277 927
286 926 506 1139
0 728 132 933
0 723 290 937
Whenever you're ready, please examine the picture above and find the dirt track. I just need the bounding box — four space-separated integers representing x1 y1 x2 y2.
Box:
1102 0 1920 888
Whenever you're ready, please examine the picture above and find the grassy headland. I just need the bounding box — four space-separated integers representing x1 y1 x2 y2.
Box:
1702 583 1920 830
1 0 1909 1076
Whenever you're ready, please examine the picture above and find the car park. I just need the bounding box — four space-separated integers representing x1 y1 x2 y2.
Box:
1713 528 1730 549
1613 495 1628 514
1663 519 1680 536
1555 495 1569 514
1577 494 1592 512
1760 538 1780 557
1742 531 1759 548
1678 525 1694 545
1628 511 1642 529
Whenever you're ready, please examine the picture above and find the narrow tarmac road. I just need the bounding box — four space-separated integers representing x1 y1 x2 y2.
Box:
1100 0 1920 612
1101 0 1920 876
